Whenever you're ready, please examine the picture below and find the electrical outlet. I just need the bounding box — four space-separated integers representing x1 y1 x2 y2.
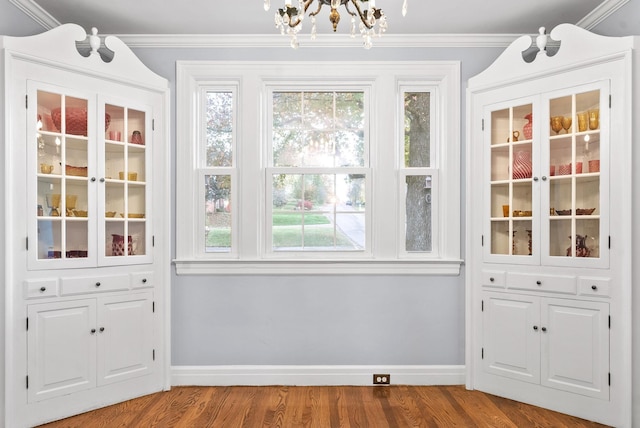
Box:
373 374 390 385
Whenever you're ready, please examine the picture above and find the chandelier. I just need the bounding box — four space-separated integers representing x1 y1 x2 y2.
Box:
264 0 408 49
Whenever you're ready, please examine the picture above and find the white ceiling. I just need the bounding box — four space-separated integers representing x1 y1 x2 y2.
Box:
13 0 620 38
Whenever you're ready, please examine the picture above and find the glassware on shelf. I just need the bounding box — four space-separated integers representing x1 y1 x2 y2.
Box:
588 109 599 130
65 194 77 216
46 193 60 216
512 150 532 179
112 234 134 256
561 116 572 133
130 130 143 145
588 159 600 172
577 111 588 131
567 234 591 257
523 113 532 139
550 116 563 134
574 162 582 174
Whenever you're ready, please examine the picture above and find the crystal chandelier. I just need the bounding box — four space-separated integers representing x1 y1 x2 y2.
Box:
264 0 408 49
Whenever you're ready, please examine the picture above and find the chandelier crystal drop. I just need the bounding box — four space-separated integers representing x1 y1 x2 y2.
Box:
266 0 407 49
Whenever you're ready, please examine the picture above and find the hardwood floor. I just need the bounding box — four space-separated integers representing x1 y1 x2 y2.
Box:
37 385 610 427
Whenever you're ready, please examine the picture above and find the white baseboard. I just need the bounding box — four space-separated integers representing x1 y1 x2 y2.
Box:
171 365 465 386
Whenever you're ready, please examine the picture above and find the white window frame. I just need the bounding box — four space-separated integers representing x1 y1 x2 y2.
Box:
398 84 440 258
175 61 461 275
264 84 372 257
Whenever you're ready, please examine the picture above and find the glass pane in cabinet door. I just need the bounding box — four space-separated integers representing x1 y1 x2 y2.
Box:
513 220 533 256
105 183 125 256
126 185 146 256
105 104 124 142
490 221 510 255
66 222 88 259
64 179 88 258
37 220 62 259
127 109 146 146
549 219 571 257
575 219 599 258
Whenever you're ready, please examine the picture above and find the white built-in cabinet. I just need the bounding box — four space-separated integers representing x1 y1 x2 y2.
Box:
466 25 635 427
27 292 153 403
1 25 170 427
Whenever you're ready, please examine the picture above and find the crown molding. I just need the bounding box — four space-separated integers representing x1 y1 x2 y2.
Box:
116 33 521 49
8 0 60 29
10 0 627 49
577 0 629 29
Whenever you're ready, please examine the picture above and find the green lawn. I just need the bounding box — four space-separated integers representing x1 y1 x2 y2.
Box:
206 210 355 249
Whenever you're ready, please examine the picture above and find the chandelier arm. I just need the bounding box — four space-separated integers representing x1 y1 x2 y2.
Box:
347 0 374 29
342 1 358 17
307 0 325 18
286 0 316 27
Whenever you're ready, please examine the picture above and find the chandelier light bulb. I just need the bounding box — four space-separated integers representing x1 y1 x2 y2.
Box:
402 0 408 16
264 0 270 11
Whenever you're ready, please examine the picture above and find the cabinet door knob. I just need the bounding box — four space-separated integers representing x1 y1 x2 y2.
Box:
90 328 96 334
90 177 96 182
591 285 598 291
39 286 46 292
541 327 547 332
142 278 147 283
536 280 542 285
99 327 105 332
541 176 548 181
95 282 101 287
489 277 494 282
533 176 539 182
533 325 538 331
100 177 105 183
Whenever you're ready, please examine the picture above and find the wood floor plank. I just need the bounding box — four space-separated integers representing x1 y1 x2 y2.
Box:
37 385 612 428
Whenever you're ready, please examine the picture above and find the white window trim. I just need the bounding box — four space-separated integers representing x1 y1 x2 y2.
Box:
175 61 462 275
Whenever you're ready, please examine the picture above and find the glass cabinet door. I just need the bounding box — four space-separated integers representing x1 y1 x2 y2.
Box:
102 102 149 262
34 89 93 266
485 83 608 268
547 89 603 262
30 86 153 268
488 101 536 259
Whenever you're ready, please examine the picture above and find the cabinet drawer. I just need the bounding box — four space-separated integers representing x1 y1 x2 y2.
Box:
131 271 154 289
60 274 130 295
578 277 611 298
482 270 505 288
24 279 58 299
506 272 576 295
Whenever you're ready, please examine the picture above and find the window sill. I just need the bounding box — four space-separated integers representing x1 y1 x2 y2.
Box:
173 258 463 276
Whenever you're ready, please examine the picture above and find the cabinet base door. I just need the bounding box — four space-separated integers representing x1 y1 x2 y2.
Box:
28 300 97 402
483 293 540 384
541 299 609 399
97 293 154 385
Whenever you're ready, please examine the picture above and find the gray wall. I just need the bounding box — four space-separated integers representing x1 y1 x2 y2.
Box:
132 44 502 367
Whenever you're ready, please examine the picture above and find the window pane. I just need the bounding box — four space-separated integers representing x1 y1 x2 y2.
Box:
206 92 233 167
272 91 365 167
405 175 432 252
404 92 431 168
205 175 231 252
271 173 365 251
